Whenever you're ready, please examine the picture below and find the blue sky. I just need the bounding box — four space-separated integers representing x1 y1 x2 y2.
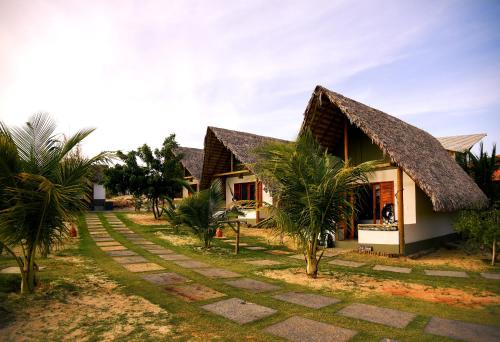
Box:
0 0 499 156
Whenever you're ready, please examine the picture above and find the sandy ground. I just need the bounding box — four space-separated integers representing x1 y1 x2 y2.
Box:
229 227 299 250
342 248 495 272
125 213 168 226
260 268 500 309
0 255 172 341
156 232 199 246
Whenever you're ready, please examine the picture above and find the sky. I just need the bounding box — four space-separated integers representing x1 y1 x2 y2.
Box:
1 0 499 157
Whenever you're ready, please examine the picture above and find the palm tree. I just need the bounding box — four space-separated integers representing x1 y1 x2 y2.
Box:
254 130 376 278
0 113 109 294
456 142 498 204
170 179 239 248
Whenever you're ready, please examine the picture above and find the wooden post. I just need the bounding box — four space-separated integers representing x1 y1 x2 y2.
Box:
235 221 240 254
255 180 260 224
397 167 405 256
344 120 355 239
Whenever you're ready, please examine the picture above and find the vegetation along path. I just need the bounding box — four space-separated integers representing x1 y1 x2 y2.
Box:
79 212 500 341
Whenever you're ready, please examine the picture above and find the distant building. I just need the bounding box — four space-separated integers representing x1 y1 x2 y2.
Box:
173 147 204 199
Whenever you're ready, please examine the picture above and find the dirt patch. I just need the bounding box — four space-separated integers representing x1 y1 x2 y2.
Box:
260 268 500 309
125 213 168 226
234 227 298 250
342 248 495 272
156 232 199 246
0 256 172 341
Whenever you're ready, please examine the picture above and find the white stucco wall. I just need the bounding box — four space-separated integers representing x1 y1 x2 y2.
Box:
93 184 105 200
361 169 454 246
358 230 399 245
366 168 416 224
225 174 273 220
181 179 200 198
405 187 455 243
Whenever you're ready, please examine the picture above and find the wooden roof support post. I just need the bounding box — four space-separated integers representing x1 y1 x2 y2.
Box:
255 180 261 224
344 120 355 239
397 167 405 255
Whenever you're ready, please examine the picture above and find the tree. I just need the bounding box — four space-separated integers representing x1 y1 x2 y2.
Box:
454 209 498 265
456 142 498 203
168 179 239 248
454 143 499 265
104 135 189 219
254 130 376 278
0 113 109 293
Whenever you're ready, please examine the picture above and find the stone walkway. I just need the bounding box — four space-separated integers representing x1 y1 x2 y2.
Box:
83 213 500 342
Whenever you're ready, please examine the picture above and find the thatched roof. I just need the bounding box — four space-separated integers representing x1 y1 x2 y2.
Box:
436 133 486 153
300 85 488 212
173 147 203 180
200 126 288 189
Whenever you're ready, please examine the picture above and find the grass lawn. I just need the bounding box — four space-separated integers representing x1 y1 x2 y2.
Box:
1 211 499 341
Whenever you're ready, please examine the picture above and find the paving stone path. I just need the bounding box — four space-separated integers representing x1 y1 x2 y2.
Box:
425 317 500 342
84 214 500 341
273 292 341 309
202 298 277 324
373 265 412 274
424 270 468 278
225 278 281 293
337 303 416 329
328 259 365 268
264 316 357 342
480 273 500 280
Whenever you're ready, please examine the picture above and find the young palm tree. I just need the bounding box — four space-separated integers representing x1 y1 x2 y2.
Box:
0 113 109 294
171 179 239 248
254 130 376 278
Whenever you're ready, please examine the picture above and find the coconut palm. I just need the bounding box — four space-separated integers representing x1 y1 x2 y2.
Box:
0 113 109 294
254 130 376 278
170 179 240 248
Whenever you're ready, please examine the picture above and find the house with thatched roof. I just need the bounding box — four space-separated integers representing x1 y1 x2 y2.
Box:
300 85 488 255
173 147 204 198
200 126 287 224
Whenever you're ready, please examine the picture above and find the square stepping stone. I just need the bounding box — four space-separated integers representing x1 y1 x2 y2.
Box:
337 303 416 328
191 267 241 278
244 260 283 266
93 237 114 242
148 249 174 255
107 250 138 257
133 241 155 245
123 262 164 272
425 317 500 342
202 298 276 324
158 254 191 261
89 230 107 234
273 292 341 309
100 245 127 251
225 278 280 293
113 256 148 264
229 242 249 247
172 260 211 268
1 266 21 274
143 245 169 250
266 250 293 255
481 273 500 280
96 241 121 247
166 283 225 302
328 259 365 268
424 270 468 278
245 246 267 251
264 316 357 342
141 272 189 285
373 265 411 274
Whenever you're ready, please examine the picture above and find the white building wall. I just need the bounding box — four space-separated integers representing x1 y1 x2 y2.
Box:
93 184 105 200
366 169 416 224
362 169 454 246
182 179 200 198
225 174 273 220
